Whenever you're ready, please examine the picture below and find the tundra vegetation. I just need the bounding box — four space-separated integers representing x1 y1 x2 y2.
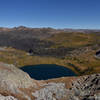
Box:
0 27 100 75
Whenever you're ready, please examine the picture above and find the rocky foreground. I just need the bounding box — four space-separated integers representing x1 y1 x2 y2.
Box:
0 62 99 100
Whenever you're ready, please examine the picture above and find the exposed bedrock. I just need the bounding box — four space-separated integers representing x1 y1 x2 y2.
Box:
0 62 99 100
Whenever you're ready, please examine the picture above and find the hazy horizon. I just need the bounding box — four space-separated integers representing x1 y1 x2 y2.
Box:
0 25 100 30
0 0 100 29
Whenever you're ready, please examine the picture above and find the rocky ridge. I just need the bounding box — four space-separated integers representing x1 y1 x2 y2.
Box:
0 62 99 100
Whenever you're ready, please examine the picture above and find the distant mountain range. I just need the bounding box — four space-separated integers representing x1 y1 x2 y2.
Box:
0 26 100 55
63 28 100 33
0 26 100 34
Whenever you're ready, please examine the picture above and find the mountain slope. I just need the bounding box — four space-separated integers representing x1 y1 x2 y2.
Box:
0 27 100 75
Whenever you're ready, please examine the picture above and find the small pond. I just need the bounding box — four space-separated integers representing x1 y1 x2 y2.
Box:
20 64 76 80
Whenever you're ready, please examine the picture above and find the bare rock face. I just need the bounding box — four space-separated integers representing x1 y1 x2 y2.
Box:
32 83 67 100
0 62 99 100
32 74 100 100
0 94 18 100
0 62 39 100
0 62 37 92
68 74 100 100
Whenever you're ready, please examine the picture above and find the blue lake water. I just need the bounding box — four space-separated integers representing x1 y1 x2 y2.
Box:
20 64 76 80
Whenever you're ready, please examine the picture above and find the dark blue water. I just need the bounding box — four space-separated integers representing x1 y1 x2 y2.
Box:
20 64 76 80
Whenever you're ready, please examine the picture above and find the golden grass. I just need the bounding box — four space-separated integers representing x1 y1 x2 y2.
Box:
47 32 97 48
0 32 100 75
0 46 99 75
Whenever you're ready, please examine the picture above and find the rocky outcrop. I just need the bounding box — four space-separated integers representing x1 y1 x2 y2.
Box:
68 74 100 100
0 62 37 91
0 62 39 100
0 62 99 100
32 83 67 100
0 94 18 100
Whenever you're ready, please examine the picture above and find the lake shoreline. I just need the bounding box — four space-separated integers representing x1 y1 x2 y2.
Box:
20 64 77 80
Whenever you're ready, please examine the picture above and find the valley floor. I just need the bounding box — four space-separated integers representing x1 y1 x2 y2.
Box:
0 47 99 75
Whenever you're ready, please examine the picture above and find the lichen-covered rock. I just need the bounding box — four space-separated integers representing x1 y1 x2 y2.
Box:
32 74 100 100
68 74 100 100
0 62 39 100
32 82 67 100
0 94 18 100
0 62 37 93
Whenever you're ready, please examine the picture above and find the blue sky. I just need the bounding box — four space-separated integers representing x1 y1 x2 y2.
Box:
0 0 100 29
